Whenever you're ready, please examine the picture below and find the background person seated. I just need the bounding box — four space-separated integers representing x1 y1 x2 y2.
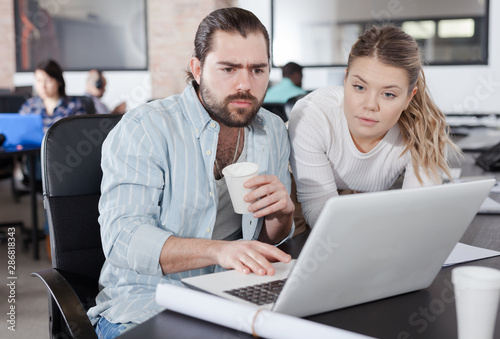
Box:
18 59 86 180
264 61 307 104
19 59 86 135
18 59 86 256
85 69 127 114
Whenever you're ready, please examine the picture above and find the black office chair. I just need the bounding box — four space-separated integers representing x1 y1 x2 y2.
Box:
284 94 306 118
262 102 288 122
72 96 96 115
0 94 29 113
31 114 122 339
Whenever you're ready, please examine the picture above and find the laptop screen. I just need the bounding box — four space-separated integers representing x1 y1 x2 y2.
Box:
0 113 43 148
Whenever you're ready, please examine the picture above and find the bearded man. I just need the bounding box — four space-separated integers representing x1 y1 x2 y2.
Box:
88 7 295 338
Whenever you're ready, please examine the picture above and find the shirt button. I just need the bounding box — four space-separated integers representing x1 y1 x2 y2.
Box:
206 227 211 233
209 192 213 197
210 122 216 128
206 150 212 156
194 128 199 133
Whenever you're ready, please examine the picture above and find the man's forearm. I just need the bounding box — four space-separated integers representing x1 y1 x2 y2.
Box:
159 235 293 276
159 236 221 275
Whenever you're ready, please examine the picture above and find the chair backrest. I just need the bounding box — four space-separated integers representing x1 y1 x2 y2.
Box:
262 102 288 122
72 95 96 115
284 94 306 118
0 94 29 113
42 114 121 303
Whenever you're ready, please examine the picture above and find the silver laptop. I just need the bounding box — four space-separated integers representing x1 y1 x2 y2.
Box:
182 179 495 317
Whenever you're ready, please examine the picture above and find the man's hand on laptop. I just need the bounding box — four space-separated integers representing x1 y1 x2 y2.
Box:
217 240 291 276
159 237 291 276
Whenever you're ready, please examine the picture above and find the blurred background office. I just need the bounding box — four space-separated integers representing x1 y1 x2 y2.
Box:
0 0 497 117
264 61 307 104
85 69 127 114
0 1 499 338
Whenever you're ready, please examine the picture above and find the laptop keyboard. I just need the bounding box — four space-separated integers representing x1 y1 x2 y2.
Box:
224 279 287 305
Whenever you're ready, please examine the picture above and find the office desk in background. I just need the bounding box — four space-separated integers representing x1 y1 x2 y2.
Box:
120 153 500 339
0 145 42 260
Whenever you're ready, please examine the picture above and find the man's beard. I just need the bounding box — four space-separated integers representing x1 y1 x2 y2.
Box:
199 79 263 127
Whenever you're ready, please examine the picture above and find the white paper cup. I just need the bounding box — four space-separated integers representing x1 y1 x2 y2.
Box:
452 266 500 339
222 162 259 214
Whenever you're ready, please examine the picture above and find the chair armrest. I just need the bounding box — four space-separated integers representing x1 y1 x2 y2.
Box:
31 268 97 339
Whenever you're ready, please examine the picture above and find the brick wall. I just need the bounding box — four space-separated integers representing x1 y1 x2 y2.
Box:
148 0 234 99
0 0 15 90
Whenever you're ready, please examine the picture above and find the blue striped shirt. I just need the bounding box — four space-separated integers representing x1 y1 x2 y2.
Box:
88 84 293 324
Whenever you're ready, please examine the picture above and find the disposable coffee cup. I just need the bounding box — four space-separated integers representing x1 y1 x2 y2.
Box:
222 162 259 214
452 266 500 339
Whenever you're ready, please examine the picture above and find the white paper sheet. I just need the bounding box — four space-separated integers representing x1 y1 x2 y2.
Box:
155 283 374 339
478 196 500 214
491 183 500 194
444 243 500 267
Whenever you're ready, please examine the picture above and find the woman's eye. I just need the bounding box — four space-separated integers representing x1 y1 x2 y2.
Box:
354 85 364 91
383 92 396 98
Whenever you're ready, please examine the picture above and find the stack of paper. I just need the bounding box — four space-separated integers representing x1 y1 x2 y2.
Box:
444 243 500 266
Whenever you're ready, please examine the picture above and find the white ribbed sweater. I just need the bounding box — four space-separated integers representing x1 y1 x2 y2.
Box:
288 86 436 226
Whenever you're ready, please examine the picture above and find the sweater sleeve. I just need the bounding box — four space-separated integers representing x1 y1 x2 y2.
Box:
288 95 340 227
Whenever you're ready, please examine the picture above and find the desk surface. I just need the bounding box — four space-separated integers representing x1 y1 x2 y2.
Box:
0 145 40 157
120 153 500 339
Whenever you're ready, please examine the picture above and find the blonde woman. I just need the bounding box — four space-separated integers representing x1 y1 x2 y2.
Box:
288 25 460 227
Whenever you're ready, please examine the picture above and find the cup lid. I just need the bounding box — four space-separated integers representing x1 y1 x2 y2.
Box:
222 162 259 177
452 266 500 289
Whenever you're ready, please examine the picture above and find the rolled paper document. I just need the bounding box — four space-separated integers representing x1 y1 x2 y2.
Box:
156 283 374 339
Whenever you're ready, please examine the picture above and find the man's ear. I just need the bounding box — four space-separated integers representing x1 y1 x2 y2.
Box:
190 57 202 84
